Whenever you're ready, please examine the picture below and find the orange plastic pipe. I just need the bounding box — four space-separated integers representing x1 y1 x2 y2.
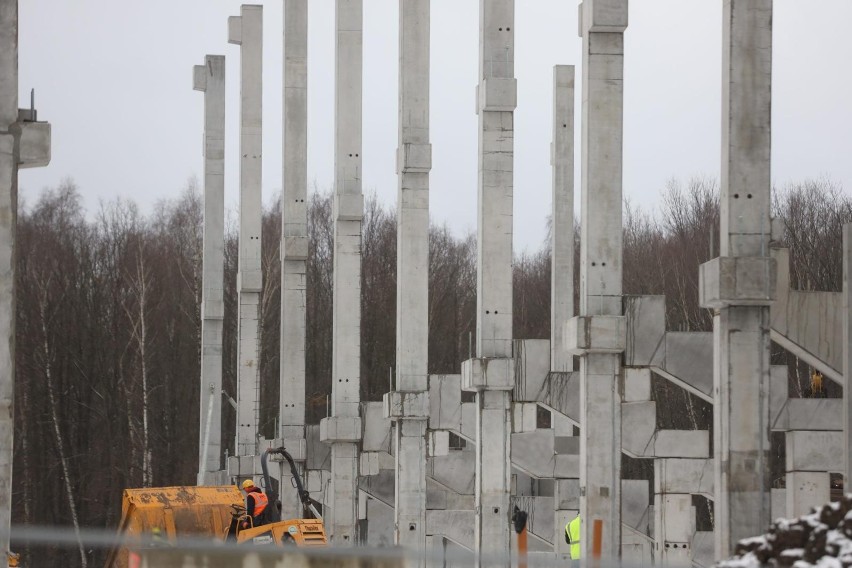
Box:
592 519 603 558
518 527 528 568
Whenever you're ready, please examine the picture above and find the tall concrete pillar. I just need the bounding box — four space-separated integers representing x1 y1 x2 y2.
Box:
567 0 629 559
698 0 774 557
1 0 51 554
280 0 309 519
844 224 852 488
551 64 576 556
319 0 364 545
382 0 430 558
0 1 17 553
460 0 517 563
228 5 263 459
551 64 574 374
193 55 226 485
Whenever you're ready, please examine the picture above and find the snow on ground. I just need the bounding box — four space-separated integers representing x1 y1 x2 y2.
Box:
719 496 852 568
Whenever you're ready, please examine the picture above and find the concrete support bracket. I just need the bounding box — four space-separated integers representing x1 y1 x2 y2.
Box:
511 402 539 433
227 454 261 477
477 78 518 113
580 0 628 34
428 430 449 457
334 192 364 222
264 438 306 461
382 390 430 420
227 16 243 45
359 451 380 476
320 416 363 443
699 256 777 308
192 65 208 91
396 143 432 174
14 120 51 168
461 357 515 392
237 271 262 294
282 235 309 260
565 315 626 355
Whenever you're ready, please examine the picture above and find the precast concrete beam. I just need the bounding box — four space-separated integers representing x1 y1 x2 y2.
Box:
329 0 364 544
786 430 843 472
710 0 774 557
772 399 842 432
655 459 714 499
193 54 226 484
577 0 627 559
772 247 843 383
550 65 575 374
228 5 263 458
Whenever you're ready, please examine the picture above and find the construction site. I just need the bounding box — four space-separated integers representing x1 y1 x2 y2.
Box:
2 0 852 566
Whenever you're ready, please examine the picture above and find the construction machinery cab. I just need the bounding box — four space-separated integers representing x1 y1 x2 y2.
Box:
225 447 326 547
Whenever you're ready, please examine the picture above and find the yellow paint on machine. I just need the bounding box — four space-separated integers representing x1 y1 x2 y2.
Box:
103 485 327 567
104 485 242 568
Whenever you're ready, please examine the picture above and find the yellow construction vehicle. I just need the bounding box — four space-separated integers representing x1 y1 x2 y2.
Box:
105 447 325 567
225 447 326 547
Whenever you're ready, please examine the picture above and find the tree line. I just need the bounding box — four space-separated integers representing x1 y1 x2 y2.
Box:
11 176 849 565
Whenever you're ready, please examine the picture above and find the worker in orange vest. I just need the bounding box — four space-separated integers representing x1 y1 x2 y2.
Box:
241 479 269 528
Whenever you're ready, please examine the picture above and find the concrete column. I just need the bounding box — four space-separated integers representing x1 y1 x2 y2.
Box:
228 5 263 458
844 224 852 487
786 470 829 518
698 0 774 557
193 55 226 485
550 64 574 374
461 0 517 563
569 0 629 559
280 0 308 519
551 64 576 556
654 493 695 565
319 0 364 545
0 1 16 554
1 1 51 553
385 0 430 557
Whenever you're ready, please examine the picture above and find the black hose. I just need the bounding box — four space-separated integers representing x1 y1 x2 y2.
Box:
267 447 314 519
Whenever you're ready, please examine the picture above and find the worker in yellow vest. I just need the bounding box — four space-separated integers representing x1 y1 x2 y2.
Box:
565 514 581 559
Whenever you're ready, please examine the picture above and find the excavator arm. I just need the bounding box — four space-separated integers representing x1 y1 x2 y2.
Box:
262 447 321 521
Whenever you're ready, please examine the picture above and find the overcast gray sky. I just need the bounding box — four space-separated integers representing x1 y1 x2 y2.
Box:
17 1 852 252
